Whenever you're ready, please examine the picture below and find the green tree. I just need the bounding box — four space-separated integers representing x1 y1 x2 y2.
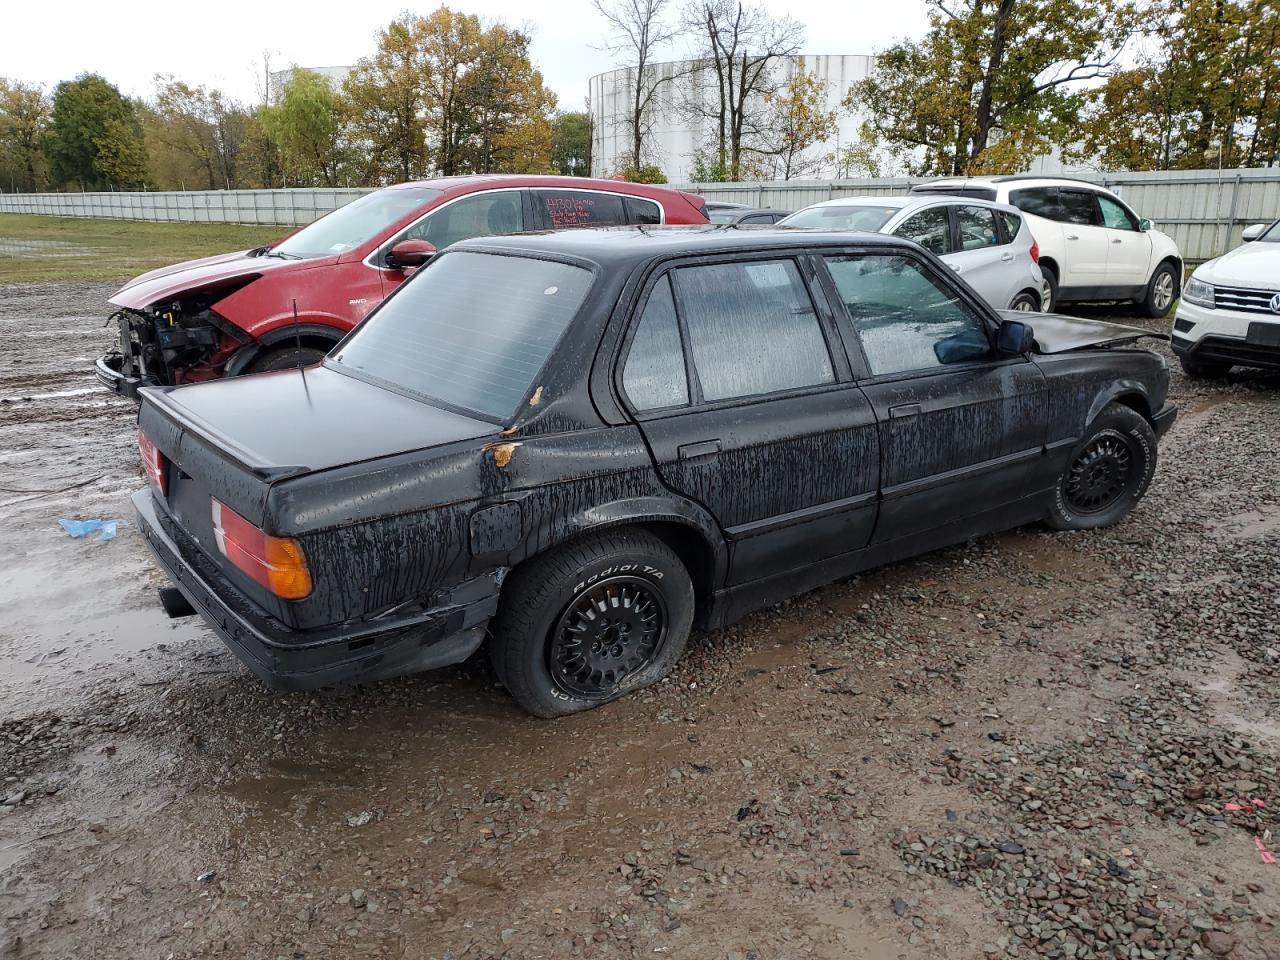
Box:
45 74 147 189
148 77 250 189
0 78 50 191
260 68 349 186
343 15 431 183
752 70 837 180
849 0 1136 176
1071 0 1280 170
551 111 593 176
458 23 557 173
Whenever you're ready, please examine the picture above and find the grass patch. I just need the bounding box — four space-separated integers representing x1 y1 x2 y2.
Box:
0 214 281 284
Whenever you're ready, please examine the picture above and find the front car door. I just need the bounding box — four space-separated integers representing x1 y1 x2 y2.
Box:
1095 192 1152 289
818 250 1047 545
618 254 880 586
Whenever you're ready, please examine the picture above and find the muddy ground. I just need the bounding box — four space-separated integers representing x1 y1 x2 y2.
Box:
1 281 1278 960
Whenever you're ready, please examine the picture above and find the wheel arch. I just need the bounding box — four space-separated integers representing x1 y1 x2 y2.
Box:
1153 254 1184 293
224 323 344 377
1088 382 1155 428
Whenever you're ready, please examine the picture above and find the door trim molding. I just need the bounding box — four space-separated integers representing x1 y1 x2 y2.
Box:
882 446 1042 501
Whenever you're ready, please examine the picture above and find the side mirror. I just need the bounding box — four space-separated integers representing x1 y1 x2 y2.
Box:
386 239 436 270
1138 218 1153 232
996 318 1035 355
1241 223 1267 242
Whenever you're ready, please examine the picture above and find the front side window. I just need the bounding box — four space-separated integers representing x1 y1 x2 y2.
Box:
535 190 626 228
672 259 834 402
825 255 992 376
1059 190 1101 226
955 205 1001 249
334 251 592 421
894 207 953 255
622 276 688 411
1259 220 1280 242
404 190 524 249
271 187 442 259
1097 194 1138 231
1008 187 1060 220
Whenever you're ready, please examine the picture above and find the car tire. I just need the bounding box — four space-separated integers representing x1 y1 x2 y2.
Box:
246 346 329 374
1140 261 1179 318
1008 290 1042 312
489 529 695 718
1047 402 1157 531
1178 354 1231 379
1040 265 1059 313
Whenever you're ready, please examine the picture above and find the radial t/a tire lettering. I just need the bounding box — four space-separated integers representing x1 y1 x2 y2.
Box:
488 529 695 718
1047 402 1157 531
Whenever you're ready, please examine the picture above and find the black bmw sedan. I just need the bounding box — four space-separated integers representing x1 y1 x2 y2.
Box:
130 227 1176 716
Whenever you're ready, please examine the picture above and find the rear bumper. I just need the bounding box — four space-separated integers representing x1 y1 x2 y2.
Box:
132 489 498 689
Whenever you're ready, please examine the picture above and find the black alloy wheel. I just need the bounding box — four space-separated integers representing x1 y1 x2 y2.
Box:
549 576 668 699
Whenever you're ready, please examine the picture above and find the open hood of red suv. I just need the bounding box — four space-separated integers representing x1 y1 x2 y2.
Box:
109 250 327 310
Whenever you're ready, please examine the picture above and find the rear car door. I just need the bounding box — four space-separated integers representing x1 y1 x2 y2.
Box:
1096 193 1152 288
944 204 1016 309
619 255 880 585
819 251 1047 544
532 189 629 230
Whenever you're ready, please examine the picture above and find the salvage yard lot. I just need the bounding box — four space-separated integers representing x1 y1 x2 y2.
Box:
0 214 277 283
1 256 1279 957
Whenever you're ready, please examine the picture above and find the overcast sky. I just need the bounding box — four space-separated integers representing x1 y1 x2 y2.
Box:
2 0 930 109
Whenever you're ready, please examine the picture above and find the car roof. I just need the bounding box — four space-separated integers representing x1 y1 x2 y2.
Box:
453 225 908 266
914 175 1109 191
384 174 700 200
796 194 1024 215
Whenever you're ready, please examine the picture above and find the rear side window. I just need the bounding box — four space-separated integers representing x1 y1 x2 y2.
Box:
995 210 1022 241
623 196 662 225
955 205 1001 249
894 207 953 255
535 190 626 228
334 251 592 421
672 260 834 402
622 277 688 410
741 214 775 224
1058 190 1101 226
1008 187 1060 220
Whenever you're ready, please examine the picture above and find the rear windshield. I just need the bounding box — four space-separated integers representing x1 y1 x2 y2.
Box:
271 187 442 259
780 205 899 232
332 251 593 421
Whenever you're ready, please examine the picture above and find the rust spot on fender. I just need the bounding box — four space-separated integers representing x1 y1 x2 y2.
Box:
528 386 544 407
498 424 520 437
485 442 520 468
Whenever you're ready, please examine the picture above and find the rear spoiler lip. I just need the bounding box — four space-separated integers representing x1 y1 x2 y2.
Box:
139 385 309 483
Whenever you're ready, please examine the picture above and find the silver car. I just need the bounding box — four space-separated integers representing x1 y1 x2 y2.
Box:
778 196 1046 312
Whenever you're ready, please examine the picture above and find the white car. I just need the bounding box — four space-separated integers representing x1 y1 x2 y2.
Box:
1172 219 1280 377
910 176 1184 317
777 195 1046 312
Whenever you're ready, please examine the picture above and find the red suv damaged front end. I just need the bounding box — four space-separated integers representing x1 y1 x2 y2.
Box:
95 176 710 399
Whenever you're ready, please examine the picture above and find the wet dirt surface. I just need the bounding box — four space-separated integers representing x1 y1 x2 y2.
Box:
1 284 1278 960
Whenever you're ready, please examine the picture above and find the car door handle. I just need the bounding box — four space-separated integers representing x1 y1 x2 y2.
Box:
889 403 921 419
677 439 721 460
1000 252 1015 261
1111 237 1122 244
949 262 962 272
1066 233 1079 240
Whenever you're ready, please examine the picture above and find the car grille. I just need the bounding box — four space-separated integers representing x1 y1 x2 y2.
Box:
1213 285 1280 315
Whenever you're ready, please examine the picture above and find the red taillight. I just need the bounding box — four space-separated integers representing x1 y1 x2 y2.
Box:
138 430 167 495
211 498 312 600
1029 238 1040 264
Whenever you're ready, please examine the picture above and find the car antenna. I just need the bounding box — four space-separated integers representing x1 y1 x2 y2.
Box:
291 298 312 400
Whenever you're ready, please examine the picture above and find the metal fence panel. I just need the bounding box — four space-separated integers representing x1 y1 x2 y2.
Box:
2 169 1278 262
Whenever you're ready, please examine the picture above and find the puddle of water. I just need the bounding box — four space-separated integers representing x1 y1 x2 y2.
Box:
1209 508 1280 541
0 386 99 403
0 237 94 258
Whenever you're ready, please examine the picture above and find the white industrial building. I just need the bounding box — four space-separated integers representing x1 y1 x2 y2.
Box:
267 66 354 102
588 54 874 182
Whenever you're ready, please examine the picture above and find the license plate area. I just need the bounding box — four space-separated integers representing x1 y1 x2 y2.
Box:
1246 322 1280 347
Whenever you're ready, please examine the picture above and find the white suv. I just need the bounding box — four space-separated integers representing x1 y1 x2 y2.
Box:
1172 219 1280 378
911 176 1184 316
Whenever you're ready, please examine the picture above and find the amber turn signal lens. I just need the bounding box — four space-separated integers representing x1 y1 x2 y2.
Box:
211 498 312 600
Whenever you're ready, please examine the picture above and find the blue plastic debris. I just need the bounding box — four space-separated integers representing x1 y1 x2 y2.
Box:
57 518 126 543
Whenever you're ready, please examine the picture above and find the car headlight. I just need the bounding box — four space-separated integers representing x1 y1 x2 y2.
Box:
1183 276 1215 308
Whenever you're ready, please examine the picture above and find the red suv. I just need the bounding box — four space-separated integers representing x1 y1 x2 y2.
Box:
96 176 710 397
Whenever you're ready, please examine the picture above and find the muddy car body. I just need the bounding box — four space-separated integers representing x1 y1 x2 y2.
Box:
96 176 709 398
132 227 1176 716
